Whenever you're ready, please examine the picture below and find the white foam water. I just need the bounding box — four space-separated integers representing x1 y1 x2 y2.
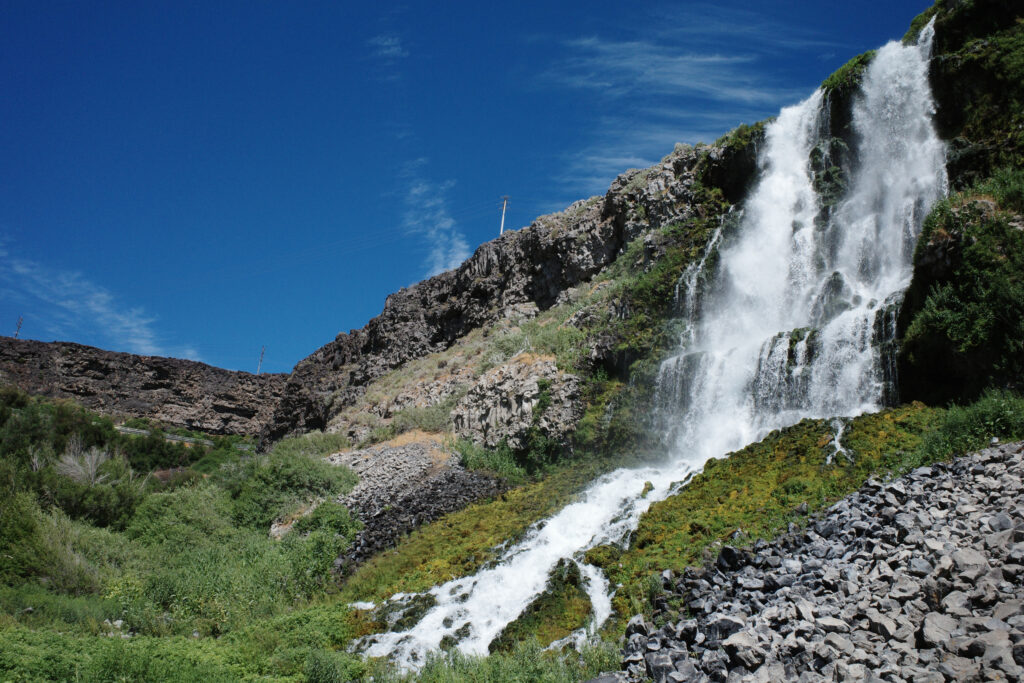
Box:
357 21 945 670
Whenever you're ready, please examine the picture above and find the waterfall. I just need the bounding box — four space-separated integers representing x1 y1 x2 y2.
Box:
357 21 945 670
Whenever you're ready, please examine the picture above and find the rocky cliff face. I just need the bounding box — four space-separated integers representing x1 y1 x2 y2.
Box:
452 354 582 451
0 337 286 435
261 139 761 446
924 0 1022 187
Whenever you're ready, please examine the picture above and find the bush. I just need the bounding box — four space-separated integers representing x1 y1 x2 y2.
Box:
453 439 526 484
911 390 1024 468
977 166 1024 212
899 192 1024 403
219 451 357 529
390 396 460 434
292 500 361 537
271 431 350 460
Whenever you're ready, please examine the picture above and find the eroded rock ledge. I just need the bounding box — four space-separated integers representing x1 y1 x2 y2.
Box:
601 441 1024 683
0 336 286 435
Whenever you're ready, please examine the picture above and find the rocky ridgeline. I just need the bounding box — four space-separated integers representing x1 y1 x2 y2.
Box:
326 439 505 569
598 442 1024 683
261 139 759 446
0 337 286 435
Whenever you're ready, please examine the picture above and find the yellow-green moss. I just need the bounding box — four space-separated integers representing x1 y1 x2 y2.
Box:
601 403 943 629
339 461 609 605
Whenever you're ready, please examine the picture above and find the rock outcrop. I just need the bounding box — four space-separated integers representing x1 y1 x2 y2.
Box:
260 140 760 446
452 354 582 450
327 435 506 569
604 441 1024 683
0 337 286 435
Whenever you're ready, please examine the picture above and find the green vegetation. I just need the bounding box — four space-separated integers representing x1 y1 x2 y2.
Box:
0 386 370 680
377 638 619 683
900 170 1024 404
489 560 592 652
219 444 357 529
821 50 876 96
339 461 607 606
713 120 769 154
453 438 527 484
582 394 1024 634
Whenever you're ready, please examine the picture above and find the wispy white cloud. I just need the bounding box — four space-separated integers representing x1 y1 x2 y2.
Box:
367 33 408 59
0 239 199 360
399 160 471 277
539 4 831 199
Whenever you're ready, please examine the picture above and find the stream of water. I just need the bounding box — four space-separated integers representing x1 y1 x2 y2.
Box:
358 21 946 670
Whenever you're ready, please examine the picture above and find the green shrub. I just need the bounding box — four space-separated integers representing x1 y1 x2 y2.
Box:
821 50 876 96
910 390 1024 468
453 438 526 484
292 500 361 537
0 491 47 585
900 191 1024 403
976 166 1024 212
0 583 118 632
271 431 350 460
219 451 357 529
304 648 349 683
390 395 460 434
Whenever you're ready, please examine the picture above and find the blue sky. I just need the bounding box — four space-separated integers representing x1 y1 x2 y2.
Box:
1 1 930 373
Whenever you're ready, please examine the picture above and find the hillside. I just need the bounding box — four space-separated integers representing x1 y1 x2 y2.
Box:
1 0 1023 681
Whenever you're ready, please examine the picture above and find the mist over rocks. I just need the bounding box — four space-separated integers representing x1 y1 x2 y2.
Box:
0 336 285 435
603 442 1024 683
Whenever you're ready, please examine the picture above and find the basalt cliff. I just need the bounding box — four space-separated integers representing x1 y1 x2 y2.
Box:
0 337 286 435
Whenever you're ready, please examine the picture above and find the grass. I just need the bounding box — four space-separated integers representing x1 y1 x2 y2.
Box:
375 638 620 683
488 560 593 652
452 438 527 484
594 403 945 627
338 460 611 606
821 50 876 96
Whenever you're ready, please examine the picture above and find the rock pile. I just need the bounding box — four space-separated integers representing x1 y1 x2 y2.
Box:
327 438 505 569
602 441 1024 682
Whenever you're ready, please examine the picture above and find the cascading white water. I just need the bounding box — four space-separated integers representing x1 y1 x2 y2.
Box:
358 22 945 670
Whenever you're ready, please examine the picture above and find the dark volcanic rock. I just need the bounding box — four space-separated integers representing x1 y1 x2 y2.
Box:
609 441 1024 683
327 439 507 569
0 337 285 435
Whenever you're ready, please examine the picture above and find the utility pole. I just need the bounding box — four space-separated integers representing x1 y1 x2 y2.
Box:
499 196 509 235
256 346 265 375
13 316 23 339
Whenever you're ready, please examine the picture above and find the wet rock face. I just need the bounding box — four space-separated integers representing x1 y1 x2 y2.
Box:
451 355 582 451
0 337 285 435
606 442 1024 683
328 439 506 569
260 140 759 446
